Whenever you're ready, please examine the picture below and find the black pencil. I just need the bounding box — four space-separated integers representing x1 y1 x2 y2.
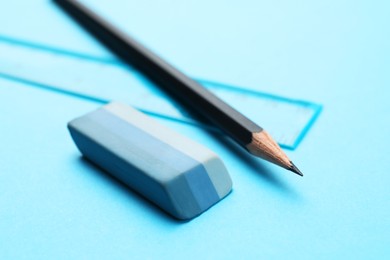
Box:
53 0 303 176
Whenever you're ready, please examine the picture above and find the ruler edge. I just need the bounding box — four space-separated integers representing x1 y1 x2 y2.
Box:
0 34 322 150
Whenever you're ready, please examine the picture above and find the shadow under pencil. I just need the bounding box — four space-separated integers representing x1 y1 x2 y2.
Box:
202 129 300 197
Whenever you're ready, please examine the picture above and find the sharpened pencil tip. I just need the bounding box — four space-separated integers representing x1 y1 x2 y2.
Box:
289 161 303 176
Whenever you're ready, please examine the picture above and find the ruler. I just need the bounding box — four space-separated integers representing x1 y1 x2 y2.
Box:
0 36 321 149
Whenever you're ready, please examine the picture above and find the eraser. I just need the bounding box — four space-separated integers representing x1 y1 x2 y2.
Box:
68 102 232 219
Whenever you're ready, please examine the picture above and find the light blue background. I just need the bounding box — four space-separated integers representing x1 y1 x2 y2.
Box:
0 0 389 259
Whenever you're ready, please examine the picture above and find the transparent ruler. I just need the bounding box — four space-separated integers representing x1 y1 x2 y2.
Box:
0 36 321 149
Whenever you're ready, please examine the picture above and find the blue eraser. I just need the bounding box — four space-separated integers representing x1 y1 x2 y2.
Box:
68 102 232 219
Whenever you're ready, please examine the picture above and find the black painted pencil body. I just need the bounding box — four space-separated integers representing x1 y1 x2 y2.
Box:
53 0 302 176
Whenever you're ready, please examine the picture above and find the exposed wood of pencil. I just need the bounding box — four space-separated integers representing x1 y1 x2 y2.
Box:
247 131 303 176
53 0 303 176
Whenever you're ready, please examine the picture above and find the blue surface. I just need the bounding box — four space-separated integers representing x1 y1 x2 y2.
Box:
0 0 389 259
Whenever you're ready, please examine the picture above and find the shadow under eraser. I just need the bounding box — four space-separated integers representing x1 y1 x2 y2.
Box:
67 102 232 220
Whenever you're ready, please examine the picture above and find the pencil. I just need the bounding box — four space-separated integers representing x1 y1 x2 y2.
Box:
53 0 303 176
